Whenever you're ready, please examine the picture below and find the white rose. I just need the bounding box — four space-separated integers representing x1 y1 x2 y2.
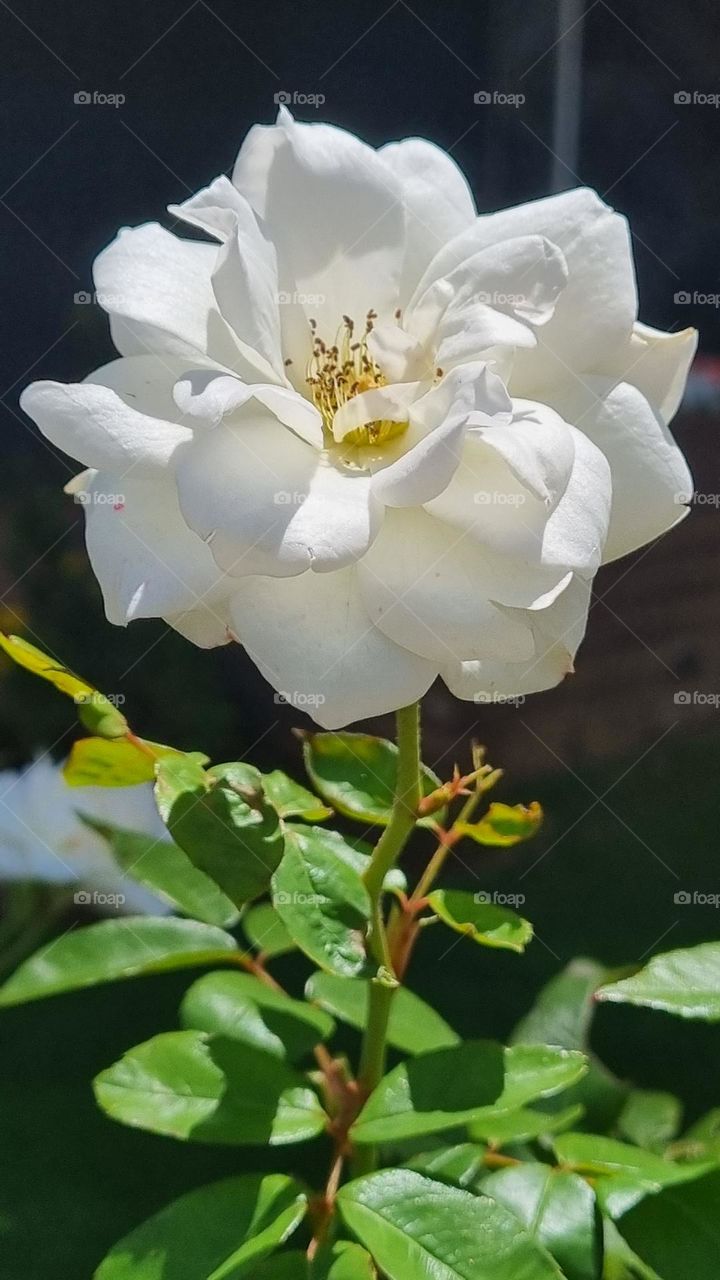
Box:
0 757 170 914
21 111 695 728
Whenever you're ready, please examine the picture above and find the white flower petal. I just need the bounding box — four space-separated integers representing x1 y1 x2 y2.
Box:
442 574 591 700
20 378 192 471
232 111 405 333
379 137 476 301
358 509 537 663
547 375 692 562
82 471 226 624
594 321 697 424
168 174 265 242
471 399 576 508
229 567 436 728
164 601 232 649
211 223 285 381
93 222 249 372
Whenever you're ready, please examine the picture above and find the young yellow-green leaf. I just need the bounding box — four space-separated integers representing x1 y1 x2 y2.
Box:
0 633 129 738
156 756 285 908
263 770 332 821
81 818 239 928
427 889 533 953
271 828 370 977
94 1173 307 1280
94 1030 327 1145
456 801 542 847
596 941 720 1020
302 732 445 828
670 1109 720 1162
64 737 157 786
482 1163 602 1280
0 918 240 1007
311 1241 377 1278
180 970 334 1062
242 901 297 958
351 1041 587 1145
468 1104 584 1148
337 1169 563 1279
618 1090 683 1153
610 1170 720 1280
305 972 459 1056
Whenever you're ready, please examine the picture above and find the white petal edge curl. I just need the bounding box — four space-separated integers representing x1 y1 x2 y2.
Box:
547 374 692 562
168 174 269 243
442 574 592 701
229 566 437 729
20 379 192 472
173 368 323 447
593 322 697 425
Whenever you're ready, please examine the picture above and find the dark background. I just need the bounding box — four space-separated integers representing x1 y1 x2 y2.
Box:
1 2 720 1276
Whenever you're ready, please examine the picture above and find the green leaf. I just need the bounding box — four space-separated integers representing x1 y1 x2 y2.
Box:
597 941 720 1020
0 632 128 738
286 824 404 895
351 1041 587 1145
337 1169 563 1279
180 971 334 1061
482 1163 602 1280
406 1143 488 1188
242 902 297 957
271 827 370 977
0 918 240 1007
156 756 285 908
553 1133 716 1217
618 1090 683 1153
263 769 332 821
311 1241 377 1278
670 1108 720 1162
427 889 533 953
456 801 543 847
251 1256 307 1280
305 972 459 1055
611 1170 720 1280
94 1030 327 1145
512 958 628 1131
81 818 239 928
94 1173 307 1279
468 1104 583 1147
302 731 444 827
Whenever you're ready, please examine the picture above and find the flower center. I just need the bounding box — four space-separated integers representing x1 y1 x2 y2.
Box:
304 311 407 447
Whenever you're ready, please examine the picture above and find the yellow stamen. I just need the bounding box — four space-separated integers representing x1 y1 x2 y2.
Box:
305 311 407 447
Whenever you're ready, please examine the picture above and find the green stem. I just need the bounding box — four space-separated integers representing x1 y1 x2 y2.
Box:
354 703 422 1174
